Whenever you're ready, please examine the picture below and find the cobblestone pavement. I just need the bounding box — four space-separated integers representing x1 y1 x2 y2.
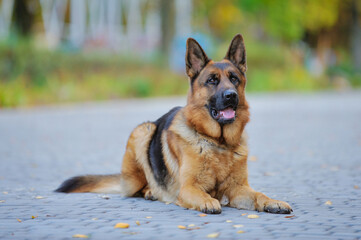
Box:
1 92 361 240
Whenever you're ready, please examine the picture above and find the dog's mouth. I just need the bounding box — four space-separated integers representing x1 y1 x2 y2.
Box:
211 107 236 124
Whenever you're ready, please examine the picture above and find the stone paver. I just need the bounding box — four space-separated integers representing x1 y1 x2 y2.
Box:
0 92 361 239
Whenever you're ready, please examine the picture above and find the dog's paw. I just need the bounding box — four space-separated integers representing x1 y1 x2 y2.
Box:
144 189 157 201
199 198 222 214
263 200 292 214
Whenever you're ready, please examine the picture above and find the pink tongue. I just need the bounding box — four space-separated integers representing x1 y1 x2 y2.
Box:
220 108 235 119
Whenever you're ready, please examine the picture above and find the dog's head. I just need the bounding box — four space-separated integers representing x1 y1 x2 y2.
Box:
184 34 249 145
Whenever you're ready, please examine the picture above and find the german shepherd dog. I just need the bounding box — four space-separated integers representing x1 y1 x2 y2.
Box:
56 34 292 214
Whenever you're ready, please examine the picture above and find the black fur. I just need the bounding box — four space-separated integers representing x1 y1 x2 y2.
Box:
55 176 87 193
148 107 181 188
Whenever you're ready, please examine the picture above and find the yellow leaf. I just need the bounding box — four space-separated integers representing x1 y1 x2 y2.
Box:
226 220 232 223
72 234 89 238
249 156 257 161
35 196 44 199
145 216 152 219
188 224 195 227
241 213 247 216
114 223 129 229
325 200 332 206
233 224 244 228
31 216 38 219
207 232 220 238
237 230 245 233
198 213 207 217
178 225 187 229
135 221 140 226
91 218 98 221
354 185 359 189
247 214 259 219
16 218 22 223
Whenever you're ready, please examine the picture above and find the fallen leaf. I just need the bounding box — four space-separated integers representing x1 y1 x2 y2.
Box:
354 185 359 189
188 227 201 230
237 230 245 233
91 218 98 221
207 232 220 238
233 224 244 228
31 216 38 219
226 220 232 223
199 213 207 217
145 216 152 219
114 223 129 229
16 219 22 223
72 234 89 238
325 200 332 206
241 213 247 216
0 200 5 203
35 196 45 199
249 156 257 161
178 225 187 229
285 215 296 218
188 224 195 227
247 214 259 219
165 202 171 205
135 221 140 226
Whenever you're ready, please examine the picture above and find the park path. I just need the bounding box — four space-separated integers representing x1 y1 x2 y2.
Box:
0 92 360 239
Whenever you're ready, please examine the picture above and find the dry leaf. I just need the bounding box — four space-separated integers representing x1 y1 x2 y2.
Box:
114 223 130 229
241 213 247 216
233 224 244 228
199 213 207 217
72 234 89 238
249 156 257 161
91 218 98 221
247 214 259 219
226 220 232 223
35 196 45 199
207 232 220 238
178 225 187 229
16 219 22 223
325 200 332 206
285 215 295 218
31 216 38 219
354 185 359 189
237 230 245 233
145 216 152 219
165 202 171 205
188 224 195 227
135 221 140 226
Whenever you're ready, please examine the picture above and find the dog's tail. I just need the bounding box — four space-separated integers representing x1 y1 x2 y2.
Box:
55 174 122 194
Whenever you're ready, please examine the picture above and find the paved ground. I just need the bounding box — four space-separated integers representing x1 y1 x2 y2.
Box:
0 92 360 240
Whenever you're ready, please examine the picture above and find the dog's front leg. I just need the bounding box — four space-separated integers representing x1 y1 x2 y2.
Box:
228 185 292 214
176 155 222 214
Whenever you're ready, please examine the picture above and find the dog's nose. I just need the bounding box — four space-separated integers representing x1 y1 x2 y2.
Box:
223 89 237 100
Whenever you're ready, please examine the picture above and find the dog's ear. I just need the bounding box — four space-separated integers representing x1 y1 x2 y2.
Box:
225 34 247 72
186 38 210 80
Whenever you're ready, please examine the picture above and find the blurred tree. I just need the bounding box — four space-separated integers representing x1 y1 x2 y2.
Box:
160 0 175 62
13 0 37 36
350 0 361 71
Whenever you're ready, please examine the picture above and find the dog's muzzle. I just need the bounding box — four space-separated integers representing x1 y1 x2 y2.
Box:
209 89 239 124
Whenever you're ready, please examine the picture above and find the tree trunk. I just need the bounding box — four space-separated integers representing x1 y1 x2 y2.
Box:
351 0 361 71
160 0 175 62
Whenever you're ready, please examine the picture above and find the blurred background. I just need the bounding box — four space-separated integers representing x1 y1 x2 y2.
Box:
0 0 360 107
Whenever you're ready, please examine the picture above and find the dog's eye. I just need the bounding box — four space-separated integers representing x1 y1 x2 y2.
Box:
229 75 239 85
207 76 219 85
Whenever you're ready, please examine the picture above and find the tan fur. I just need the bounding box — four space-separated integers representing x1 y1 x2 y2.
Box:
56 34 292 214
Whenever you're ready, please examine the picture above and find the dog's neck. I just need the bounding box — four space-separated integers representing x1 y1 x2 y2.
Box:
183 100 249 147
